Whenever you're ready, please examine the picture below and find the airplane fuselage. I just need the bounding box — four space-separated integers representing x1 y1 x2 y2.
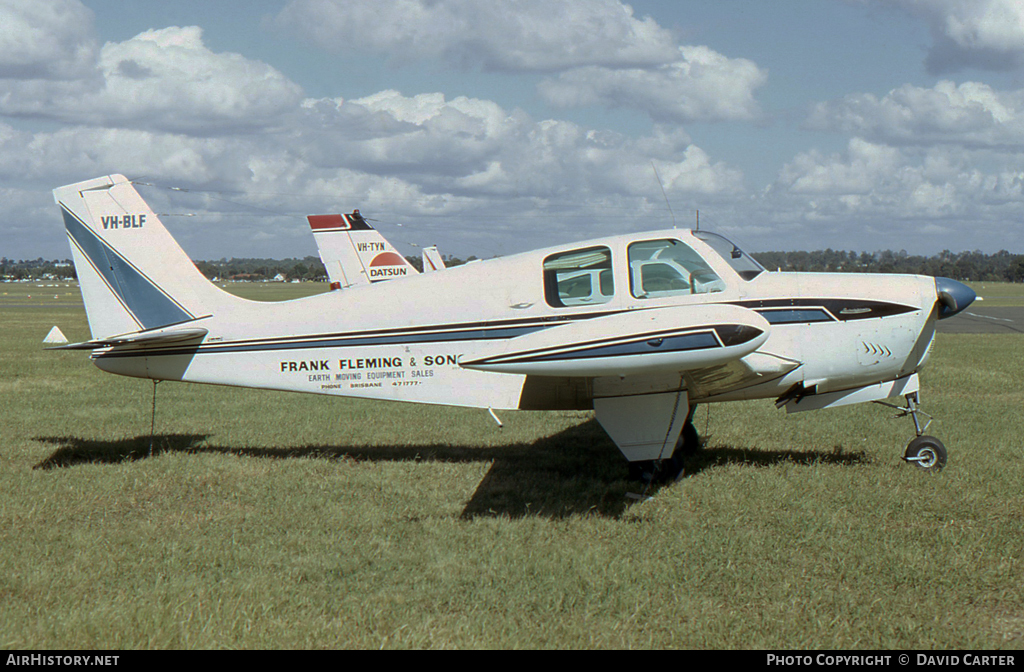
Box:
90 229 939 414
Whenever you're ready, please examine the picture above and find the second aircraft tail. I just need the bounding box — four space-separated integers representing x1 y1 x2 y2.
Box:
308 211 419 289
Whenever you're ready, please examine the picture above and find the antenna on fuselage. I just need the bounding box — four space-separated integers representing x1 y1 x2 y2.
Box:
651 162 676 229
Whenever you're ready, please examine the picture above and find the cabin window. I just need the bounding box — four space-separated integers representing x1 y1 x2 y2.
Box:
543 246 614 307
628 239 726 299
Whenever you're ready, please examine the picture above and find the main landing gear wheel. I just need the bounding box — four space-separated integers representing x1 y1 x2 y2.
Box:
658 420 701 482
904 435 947 472
627 413 702 484
677 419 701 457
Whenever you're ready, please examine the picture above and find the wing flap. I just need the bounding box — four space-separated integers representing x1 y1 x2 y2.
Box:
685 351 802 398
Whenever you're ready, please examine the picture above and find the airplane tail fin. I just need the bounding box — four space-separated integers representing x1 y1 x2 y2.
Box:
308 212 418 289
422 245 446 272
53 174 243 341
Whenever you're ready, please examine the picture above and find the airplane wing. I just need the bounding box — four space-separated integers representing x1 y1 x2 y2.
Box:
461 304 770 377
308 213 418 288
463 304 784 463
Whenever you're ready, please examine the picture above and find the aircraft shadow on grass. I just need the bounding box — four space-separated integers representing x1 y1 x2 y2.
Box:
35 420 868 520
34 433 211 470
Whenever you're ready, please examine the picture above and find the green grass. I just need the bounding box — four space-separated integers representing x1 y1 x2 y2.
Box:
1 282 1023 649
214 281 330 301
968 281 1024 307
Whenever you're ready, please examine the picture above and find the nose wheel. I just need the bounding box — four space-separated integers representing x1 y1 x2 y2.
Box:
875 392 946 472
904 435 947 471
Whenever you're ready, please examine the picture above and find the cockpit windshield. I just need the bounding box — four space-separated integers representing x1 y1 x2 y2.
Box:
693 231 765 280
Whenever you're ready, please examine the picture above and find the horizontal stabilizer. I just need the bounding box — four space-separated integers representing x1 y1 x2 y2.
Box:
47 326 208 351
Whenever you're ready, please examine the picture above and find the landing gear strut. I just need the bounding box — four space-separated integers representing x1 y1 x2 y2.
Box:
875 392 947 472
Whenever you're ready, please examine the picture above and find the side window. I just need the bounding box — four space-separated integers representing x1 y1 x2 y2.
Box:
628 239 726 299
544 246 614 308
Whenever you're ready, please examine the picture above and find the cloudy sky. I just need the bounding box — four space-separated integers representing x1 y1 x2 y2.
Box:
3 0 1024 261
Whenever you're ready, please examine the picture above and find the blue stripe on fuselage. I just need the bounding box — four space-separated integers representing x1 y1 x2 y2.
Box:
92 324 548 359
500 330 721 364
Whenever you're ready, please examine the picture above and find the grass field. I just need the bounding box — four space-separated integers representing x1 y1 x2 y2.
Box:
969 282 1024 307
1 281 1022 649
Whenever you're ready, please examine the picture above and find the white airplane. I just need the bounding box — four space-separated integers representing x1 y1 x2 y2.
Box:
53 174 976 480
308 210 447 290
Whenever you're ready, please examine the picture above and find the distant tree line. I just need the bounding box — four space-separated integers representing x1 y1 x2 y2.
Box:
192 256 329 282
751 248 1024 283
4 249 1024 283
0 257 76 281
191 254 477 280
0 253 482 282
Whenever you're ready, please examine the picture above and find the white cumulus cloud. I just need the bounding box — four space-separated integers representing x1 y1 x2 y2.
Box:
807 80 1024 148
295 91 744 200
274 0 768 124
0 26 304 134
882 0 1024 72
0 0 98 80
775 137 1024 224
778 138 906 195
537 45 767 123
272 0 679 71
